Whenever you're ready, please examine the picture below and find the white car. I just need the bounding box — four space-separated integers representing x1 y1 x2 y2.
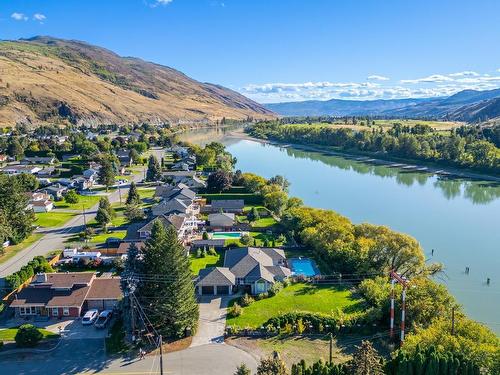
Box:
82 309 99 325
94 310 113 329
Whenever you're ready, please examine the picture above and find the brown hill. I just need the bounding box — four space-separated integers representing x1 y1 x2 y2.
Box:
0 36 274 126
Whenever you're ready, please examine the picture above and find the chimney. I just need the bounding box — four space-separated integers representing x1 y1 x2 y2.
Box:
35 273 47 283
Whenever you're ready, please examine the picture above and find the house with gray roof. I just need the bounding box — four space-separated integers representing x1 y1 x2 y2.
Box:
207 212 235 229
195 247 291 295
209 199 245 213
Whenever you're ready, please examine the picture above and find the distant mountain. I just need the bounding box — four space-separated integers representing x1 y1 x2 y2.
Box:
0 36 274 126
265 88 500 123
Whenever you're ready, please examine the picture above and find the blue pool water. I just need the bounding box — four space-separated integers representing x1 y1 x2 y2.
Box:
289 258 319 277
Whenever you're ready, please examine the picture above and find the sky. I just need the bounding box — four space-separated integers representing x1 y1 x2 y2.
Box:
1 0 500 103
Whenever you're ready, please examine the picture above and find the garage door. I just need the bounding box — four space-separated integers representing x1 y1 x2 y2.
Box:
201 286 214 295
104 300 117 310
217 285 230 295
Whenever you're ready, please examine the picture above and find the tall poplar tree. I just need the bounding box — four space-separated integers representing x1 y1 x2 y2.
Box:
146 155 162 182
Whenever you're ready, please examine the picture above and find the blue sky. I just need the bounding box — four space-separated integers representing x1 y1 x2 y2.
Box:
1 0 500 103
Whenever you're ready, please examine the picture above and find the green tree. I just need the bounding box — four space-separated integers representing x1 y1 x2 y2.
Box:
7 138 24 159
124 204 144 222
14 173 39 192
207 170 233 193
257 354 289 375
129 148 140 164
146 155 162 181
137 221 199 338
95 206 111 228
98 159 116 191
15 324 43 347
126 182 141 206
235 363 252 375
98 196 115 218
349 340 384 375
64 190 80 204
247 207 260 222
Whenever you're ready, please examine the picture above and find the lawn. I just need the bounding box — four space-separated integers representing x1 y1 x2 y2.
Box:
226 283 364 329
36 211 75 227
0 327 59 341
252 217 277 228
54 194 102 210
0 233 44 264
90 230 127 244
138 188 156 200
189 250 223 275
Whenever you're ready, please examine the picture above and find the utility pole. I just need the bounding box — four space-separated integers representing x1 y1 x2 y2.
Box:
82 205 87 227
159 334 164 375
118 184 122 205
389 270 410 345
329 332 333 364
130 292 135 341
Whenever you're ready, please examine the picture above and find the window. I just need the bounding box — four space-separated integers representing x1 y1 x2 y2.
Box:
52 308 58 316
63 307 70 316
20 307 26 315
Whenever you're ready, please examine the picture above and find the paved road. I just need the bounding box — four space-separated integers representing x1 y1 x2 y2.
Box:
0 339 258 375
0 147 165 278
190 296 229 347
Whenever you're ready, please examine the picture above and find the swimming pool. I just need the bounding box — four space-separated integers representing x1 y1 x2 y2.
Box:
289 258 319 277
211 231 244 239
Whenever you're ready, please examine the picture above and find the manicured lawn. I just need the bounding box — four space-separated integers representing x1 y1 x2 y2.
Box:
36 211 75 227
226 283 364 329
54 194 102 210
0 327 59 341
189 251 223 275
90 230 127 244
252 217 277 228
0 233 44 264
138 188 156 200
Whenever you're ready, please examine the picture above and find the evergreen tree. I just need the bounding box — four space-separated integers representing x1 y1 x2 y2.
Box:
257 354 289 375
121 242 143 336
146 155 162 182
126 181 141 206
137 221 199 338
95 206 111 228
98 159 116 191
234 363 252 375
124 204 144 222
98 196 115 217
349 341 384 375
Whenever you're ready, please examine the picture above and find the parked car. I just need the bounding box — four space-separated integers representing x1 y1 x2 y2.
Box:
94 310 113 329
82 309 99 325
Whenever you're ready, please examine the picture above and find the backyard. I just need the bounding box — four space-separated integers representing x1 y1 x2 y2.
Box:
189 250 223 275
226 283 365 329
36 211 76 228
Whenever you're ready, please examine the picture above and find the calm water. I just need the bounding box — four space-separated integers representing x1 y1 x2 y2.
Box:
181 128 500 333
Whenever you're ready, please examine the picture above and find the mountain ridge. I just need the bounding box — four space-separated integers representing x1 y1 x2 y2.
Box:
265 88 500 122
0 36 275 126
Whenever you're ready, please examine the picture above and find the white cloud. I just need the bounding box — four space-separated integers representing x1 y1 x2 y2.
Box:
448 71 479 77
33 13 46 22
367 75 389 81
400 74 454 84
11 12 28 21
156 0 173 4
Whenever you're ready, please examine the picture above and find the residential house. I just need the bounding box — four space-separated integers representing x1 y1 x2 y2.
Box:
209 199 245 214
21 156 57 165
170 175 206 190
83 168 99 180
35 166 56 178
1 164 42 175
207 212 235 230
114 241 145 256
152 184 199 217
196 247 291 295
39 183 68 200
10 273 122 317
137 214 197 242
0 154 8 165
27 192 54 213
190 239 226 251
171 161 190 171
116 150 132 167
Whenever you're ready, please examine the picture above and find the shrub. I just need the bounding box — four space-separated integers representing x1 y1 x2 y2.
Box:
240 234 252 246
196 248 202 258
64 190 79 204
202 248 208 257
202 231 209 240
15 324 43 347
240 293 254 307
208 246 217 256
256 292 269 300
229 303 242 317
268 281 283 297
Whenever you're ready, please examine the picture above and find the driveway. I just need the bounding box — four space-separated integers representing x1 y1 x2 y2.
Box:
190 296 230 347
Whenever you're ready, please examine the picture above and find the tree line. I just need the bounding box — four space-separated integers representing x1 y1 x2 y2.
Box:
248 122 500 174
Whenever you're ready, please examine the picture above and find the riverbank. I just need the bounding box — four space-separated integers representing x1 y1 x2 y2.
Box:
231 130 500 183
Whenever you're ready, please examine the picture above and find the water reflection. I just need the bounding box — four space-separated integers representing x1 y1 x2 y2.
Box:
282 146 500 204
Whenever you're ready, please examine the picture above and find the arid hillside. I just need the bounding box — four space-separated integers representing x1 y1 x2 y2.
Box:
0 36 274 126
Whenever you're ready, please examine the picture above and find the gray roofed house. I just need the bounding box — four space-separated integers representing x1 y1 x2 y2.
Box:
196 267 235 295
210 199 245 213
21 156 57 165
207 212 235 229
196 247 291 296
151 198 190 216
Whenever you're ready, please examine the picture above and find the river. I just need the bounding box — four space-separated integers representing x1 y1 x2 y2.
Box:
180 127 500 334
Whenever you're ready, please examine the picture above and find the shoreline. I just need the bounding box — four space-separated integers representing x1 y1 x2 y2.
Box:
225 130 500 183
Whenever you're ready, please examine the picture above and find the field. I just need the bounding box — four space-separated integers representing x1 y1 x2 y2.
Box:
0 233 44 264
36 211 76 227
0 327 59 341
54 194 102 210
226 283 364 329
